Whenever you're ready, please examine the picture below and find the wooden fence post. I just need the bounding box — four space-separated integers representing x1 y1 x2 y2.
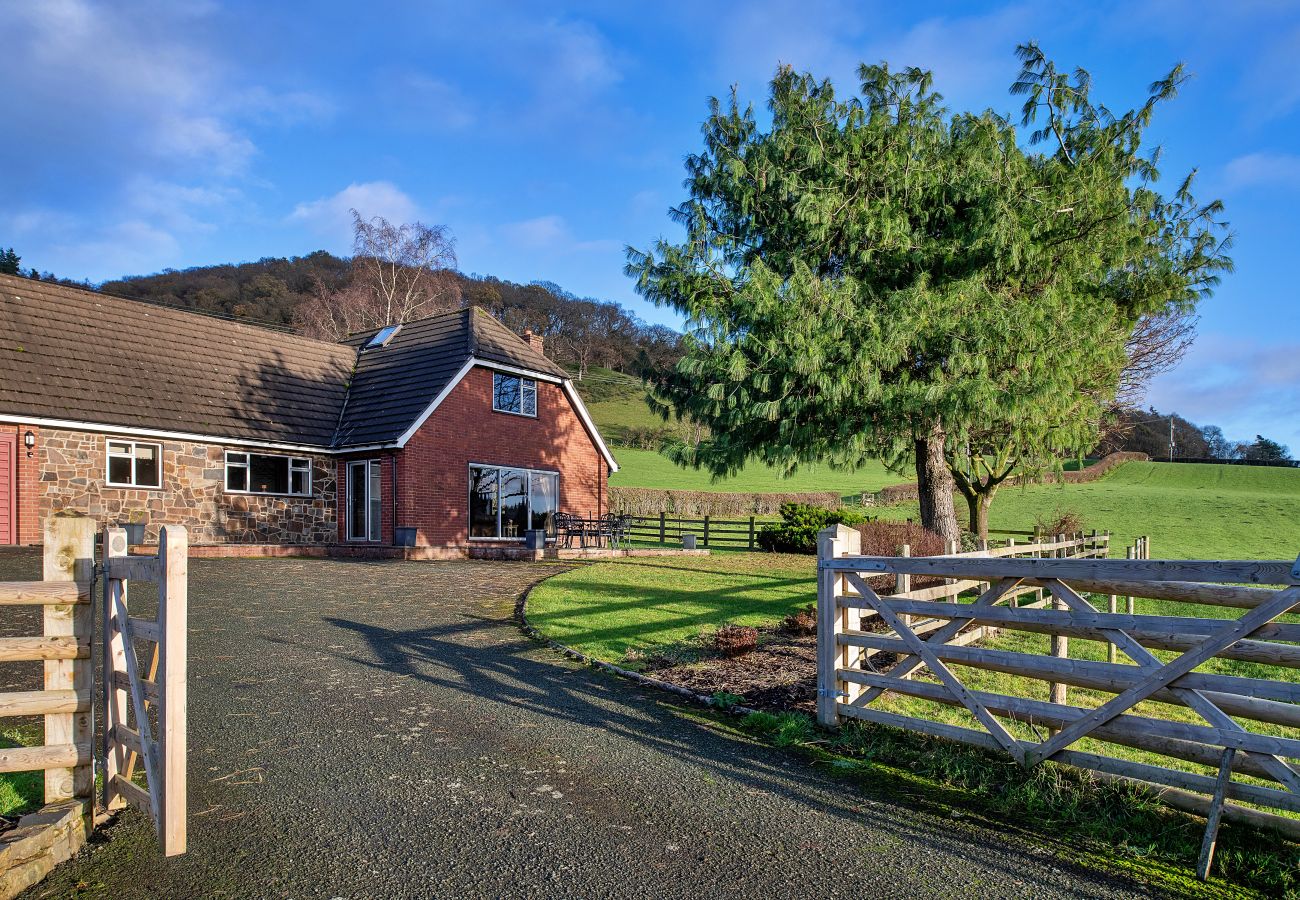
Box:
748 516 755 551
158 526 188 856
42 515 95 804
702 515 710 549
817 524 860 728
1126 545 1136 616
659 513 666 545
1049 533 1069 710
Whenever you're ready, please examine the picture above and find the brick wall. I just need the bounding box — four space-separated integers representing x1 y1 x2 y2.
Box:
395 366 607 547
25 428 337 545
0 424 42 545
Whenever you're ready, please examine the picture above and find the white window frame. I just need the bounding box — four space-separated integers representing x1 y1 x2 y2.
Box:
224 451 313 497
467 463 560 541
346 459 383 542
492 372 538 418
105 440 163 489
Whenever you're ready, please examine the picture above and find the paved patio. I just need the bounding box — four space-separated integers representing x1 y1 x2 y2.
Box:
0 553 1161 898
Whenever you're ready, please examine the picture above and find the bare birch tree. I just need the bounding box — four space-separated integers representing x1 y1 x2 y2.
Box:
294 211 462 340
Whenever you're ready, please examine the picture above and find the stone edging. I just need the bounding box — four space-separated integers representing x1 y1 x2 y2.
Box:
0 800 90 900
514 578 762 719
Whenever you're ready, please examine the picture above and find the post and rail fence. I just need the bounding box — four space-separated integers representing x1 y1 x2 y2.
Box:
817 524 1299 880
0 517 187 870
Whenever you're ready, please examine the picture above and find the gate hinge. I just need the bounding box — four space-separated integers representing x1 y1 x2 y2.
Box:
817 688 849 698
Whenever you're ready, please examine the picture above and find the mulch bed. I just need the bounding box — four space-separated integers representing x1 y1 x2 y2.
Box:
641 616 896 715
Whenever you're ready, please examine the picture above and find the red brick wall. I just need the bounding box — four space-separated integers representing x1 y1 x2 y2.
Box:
393 367 607 547
0 423 43 545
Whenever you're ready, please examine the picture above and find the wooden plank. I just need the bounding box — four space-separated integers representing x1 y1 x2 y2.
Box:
129 617 161 644
42 516 95 804
0 582 86 605
1197 749 1236 880
0 637 87 661
845 573 1027 765
0 689 88 718
158 524 188 856
103 526 130 812
1025 577 1285 612
111 774 153 816
837 597 1300 644
105 555 161 582
111 723 152 759
840 668 1300 784
0 742 90 774
824 555 1299 586
841 633 1300 717
839 602 1300 669
111 669 159 703
1029 586 1300 765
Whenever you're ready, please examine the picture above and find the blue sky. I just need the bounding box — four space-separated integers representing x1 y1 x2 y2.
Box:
4 0 1299 451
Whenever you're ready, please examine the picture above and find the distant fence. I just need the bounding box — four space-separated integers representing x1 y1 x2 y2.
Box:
611 487 842 517
817 525 1300 879
626 514 766 549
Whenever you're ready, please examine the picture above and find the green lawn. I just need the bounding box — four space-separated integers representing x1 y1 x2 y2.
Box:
873 461 1300 560
609 448 905 498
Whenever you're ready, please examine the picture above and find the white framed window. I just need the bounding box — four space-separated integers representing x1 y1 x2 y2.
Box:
225 452 312 496
468 464 558 540
492 372 537 417
347 459 383 542
106 440 162 488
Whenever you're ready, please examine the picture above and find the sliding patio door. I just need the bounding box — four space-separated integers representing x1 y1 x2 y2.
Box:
347 460 382 542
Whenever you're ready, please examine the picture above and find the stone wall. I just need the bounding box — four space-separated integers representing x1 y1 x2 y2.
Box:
37 429 337 544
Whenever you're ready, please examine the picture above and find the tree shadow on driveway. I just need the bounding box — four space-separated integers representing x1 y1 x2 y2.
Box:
302 610 1158 898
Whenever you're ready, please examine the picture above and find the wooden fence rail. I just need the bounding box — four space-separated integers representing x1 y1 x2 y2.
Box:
0 518 96 804
816 524 1300 880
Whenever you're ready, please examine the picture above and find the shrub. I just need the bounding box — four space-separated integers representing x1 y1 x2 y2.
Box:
710 690 745 710
855 520 945 557
1035 506 1085 538
756 503 872 554
780 604 817 636
714 624 759 657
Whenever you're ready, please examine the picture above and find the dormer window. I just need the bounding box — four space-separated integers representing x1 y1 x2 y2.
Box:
492 372 537 417
364 324 400 349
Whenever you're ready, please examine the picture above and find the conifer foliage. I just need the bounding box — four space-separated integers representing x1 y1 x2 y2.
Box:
626 43 1232 539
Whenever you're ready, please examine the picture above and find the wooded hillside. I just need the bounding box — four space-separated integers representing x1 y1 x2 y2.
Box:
97 253 681 376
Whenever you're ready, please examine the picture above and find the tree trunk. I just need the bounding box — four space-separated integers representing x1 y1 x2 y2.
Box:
915 425 960 542
967 492 992 542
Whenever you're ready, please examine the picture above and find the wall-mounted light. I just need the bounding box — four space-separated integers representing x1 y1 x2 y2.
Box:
23 430 34 458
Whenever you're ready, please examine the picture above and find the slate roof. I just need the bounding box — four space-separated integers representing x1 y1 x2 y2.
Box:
335 307 566 448
0 274 574 451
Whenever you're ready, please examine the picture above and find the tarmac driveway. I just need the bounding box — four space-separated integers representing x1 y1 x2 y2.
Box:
0 554 1163 899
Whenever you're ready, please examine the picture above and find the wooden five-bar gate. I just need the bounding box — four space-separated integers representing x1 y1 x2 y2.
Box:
817 524 1300 879
0 518 187 860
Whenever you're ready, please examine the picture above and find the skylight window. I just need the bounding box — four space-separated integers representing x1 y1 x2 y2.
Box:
365 324 400 349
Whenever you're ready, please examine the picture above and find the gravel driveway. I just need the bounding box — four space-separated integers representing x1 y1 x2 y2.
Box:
0 553 1162 899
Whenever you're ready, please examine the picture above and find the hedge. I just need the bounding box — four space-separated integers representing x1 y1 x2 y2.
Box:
865 452 1149 506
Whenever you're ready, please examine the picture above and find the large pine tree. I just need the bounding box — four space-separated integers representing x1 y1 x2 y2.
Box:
626 44 1230 539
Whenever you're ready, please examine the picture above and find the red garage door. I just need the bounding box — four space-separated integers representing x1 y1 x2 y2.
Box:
0 434 14 545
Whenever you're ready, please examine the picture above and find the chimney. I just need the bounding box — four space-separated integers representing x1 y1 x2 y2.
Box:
523 329 545 354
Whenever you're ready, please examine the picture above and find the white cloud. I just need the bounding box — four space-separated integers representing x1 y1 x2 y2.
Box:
394 74 477 131
2 208 182 282
1222 152 1300 191
289 182 421 250
499 215 619 254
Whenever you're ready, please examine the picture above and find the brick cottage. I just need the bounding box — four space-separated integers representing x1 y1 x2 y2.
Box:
0 274 617 556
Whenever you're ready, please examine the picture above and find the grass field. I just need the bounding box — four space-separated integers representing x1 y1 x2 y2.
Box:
608 448 905 497
884 461 1300 560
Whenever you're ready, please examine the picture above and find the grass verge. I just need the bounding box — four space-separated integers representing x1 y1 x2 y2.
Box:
0 723 44 817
